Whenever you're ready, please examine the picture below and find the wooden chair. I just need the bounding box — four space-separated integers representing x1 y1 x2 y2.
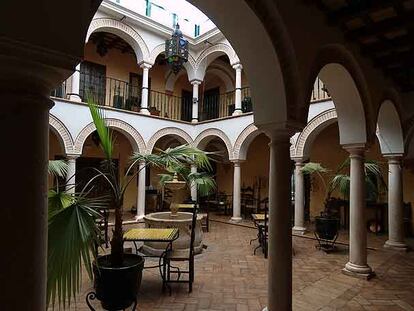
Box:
163 204 198 293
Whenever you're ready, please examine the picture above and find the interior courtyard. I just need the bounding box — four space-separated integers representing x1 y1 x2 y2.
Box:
2 0 414 310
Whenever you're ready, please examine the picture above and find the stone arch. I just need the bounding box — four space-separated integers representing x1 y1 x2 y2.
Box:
73 118 146 154
205 67 234 92
291 109 337 160
49 114 75 155
86 18 150 63
146 127 193 154
233 124 261 160
194 128 233 158
377 100 404 155
187 0 300 129
195 43 239 69
307 44 372 146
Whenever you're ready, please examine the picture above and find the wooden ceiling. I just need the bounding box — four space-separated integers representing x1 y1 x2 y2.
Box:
314 0 414 92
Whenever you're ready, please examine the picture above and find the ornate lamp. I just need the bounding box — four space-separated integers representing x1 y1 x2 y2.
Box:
165 23 189 74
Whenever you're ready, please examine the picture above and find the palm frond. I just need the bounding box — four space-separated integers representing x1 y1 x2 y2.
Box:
48 160 68 178
301 162 328 175
47 192 109 309
329 174 350 198
87 99 114 160
188 171 216 197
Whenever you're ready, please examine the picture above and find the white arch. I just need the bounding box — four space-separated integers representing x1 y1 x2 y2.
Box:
194 128 233 158
165 70 187 92
86 18 150 63
195 43 239 69
73 118 146 154
233 124 261 160
318 63 367 146
377 100 404 155
205 67 234 92
49 114 75 155
291 109 337 160
146 127 193 154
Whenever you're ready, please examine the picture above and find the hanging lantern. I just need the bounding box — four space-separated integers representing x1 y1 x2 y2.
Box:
165 23 189 74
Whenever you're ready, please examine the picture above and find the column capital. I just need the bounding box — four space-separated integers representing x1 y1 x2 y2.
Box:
231 160 244 166
232 63 243 71
292 157 307 165
342 143 367 156
139 61 152 69
384 154 404 162
66 153 80 160
190 79 202 85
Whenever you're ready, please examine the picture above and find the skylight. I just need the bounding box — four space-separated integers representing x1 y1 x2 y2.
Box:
109 0 216 37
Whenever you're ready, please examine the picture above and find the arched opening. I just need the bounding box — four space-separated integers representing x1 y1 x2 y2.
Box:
77 129 138 221
377 100 404 155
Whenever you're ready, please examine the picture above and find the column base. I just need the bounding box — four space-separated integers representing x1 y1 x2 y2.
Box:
140 109 151 115
232 109 242 116
292 226 307 235
135 215 145 222
384 240 409 252
262 308 268 311
191 118 198 123
69 94 82 102
230 216 242 223
342 262 375 280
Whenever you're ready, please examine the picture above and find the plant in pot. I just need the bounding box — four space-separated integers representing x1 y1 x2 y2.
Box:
47 100 214 310
302 159 385 248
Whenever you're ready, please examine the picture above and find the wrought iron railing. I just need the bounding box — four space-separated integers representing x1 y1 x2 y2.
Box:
148 90 188 121
311 78 330 102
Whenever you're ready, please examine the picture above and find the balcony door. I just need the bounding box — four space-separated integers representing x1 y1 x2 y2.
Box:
202 87 220 121
80 61 106 105
181 90 192 121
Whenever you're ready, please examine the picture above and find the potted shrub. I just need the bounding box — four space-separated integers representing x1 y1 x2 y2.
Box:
46 101 213 309
302 159 386 244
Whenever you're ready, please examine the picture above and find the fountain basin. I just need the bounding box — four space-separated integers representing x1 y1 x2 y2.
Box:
142 212 204 255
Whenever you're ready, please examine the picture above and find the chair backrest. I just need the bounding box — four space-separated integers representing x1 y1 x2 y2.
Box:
189 204 198 257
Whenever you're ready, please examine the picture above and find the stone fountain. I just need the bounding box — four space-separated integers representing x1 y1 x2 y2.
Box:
142 173 204 255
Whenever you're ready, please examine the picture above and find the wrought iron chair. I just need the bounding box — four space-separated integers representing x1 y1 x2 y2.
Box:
254 202 268 258
163 204 198 293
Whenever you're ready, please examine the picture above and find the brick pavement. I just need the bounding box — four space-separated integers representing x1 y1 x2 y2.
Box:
60 217 414 311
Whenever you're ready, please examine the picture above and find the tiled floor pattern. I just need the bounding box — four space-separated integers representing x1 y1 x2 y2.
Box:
58 217 414 311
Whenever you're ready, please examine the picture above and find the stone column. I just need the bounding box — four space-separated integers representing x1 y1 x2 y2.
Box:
0 91 52 310
384 155 407 251
232 63 243 116
136 161 146 220
231 160 242 222
266 130 293 311
65 154 79 193
140 62 152 115
191 80 201 123
190 164 198 202
293 160 306 234
342 146 374 279
69 63 81 102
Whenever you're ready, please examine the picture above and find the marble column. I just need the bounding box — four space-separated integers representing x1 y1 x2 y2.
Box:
292 160 306 234
190 164 198 202
140 62 152 115
232 63 243 116
231 160 242 222
191 80 201 123
69 63 81 102
266 130 293 311
384 156 407 251
342 146 374 279
65 154 79 193
136 161 146 220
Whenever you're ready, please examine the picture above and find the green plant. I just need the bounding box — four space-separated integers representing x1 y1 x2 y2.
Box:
46 99 214 308
302 159 386 214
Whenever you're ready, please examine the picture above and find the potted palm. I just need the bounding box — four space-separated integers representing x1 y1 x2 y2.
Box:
302 159 386 244
47 100 214 310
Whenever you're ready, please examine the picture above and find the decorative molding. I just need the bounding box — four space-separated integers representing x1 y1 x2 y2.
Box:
86 18 150 63
233 124 260 160
291 109 337 159
146 127 193 154
49 114 75 155
194 43 239 69
194 128 233 158
73 118 146 154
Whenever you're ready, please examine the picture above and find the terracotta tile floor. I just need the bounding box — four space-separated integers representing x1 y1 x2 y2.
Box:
63 216 414 310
